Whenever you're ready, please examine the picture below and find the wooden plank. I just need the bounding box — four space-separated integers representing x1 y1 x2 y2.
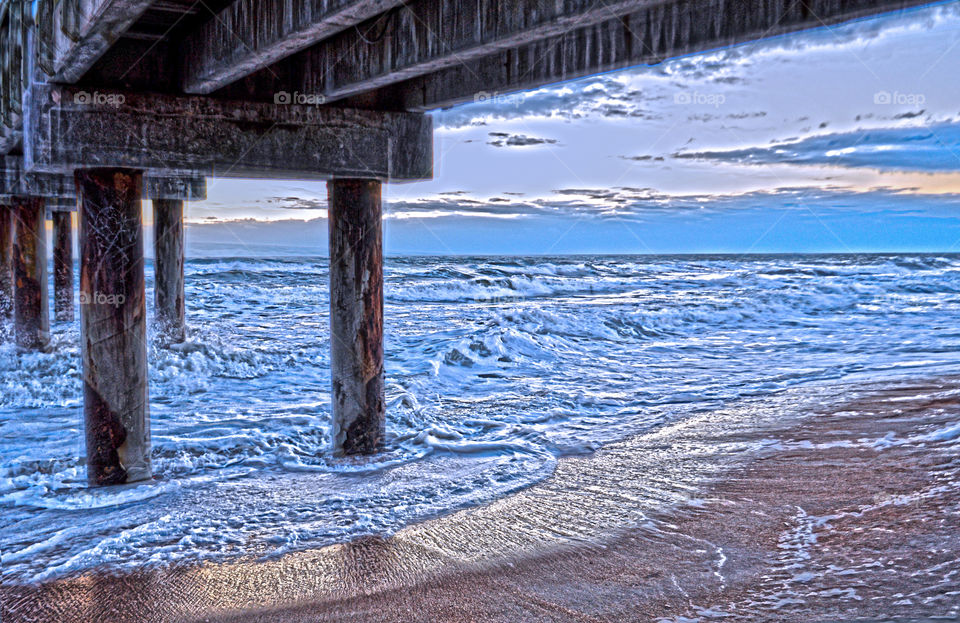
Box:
183 0 405 94
382 0 937 110
41 0 156 82
229 0 935 110
219 0 658 103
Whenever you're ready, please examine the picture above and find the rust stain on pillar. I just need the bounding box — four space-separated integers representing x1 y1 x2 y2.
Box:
328 178 384 455
153 199 186 342
0 204 12 320
76 168 151 486
52 211 75 322
12 197 50 350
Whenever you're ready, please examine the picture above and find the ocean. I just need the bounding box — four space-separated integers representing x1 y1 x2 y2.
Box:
3 253 960 582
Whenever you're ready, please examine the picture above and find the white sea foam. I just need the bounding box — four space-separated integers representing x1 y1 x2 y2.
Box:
3 254 960 581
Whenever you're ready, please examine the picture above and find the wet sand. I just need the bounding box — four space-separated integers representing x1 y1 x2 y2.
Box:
3 377 959 622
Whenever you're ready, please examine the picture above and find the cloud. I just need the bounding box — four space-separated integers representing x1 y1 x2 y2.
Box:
382 185 960 225
186 186 960 256
267 196 327 210
436 75 669 127
674 121 960 172
487 132 559 147
893 110 926 119
618 155 666 162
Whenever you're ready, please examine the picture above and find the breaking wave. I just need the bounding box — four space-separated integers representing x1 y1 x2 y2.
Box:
3 253 960 581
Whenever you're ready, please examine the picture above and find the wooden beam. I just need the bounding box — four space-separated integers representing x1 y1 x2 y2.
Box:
386 0 938 110
26 85 432 181
12 195 49 350
0 155 22 197
183 0 406 94
237 0 935 111
220 0 657 104
328 178 384 455
52 210 74 322
3 157 207 200
0 127 20 154
146 176 206 201
0 202 12 320
76 167 151 486
39 0 156 83
152 198 185 342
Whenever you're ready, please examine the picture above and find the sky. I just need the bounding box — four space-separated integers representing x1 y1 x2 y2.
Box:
185 1 960 256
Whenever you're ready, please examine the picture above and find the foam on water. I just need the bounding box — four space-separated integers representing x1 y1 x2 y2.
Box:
3 254 960 582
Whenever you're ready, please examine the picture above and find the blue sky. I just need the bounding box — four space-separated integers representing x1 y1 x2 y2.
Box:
186 1 960 255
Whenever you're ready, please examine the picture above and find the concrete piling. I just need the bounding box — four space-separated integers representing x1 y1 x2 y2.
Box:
152 199 185 342
0 203 12 320
12 196 50 350
76 168 151 486
328 178 385 455
52 210 74 322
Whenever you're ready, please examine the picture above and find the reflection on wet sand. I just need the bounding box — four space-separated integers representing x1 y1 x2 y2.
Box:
3 377 959 622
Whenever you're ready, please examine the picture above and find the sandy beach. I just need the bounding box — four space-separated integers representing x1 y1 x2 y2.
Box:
3 375 959 622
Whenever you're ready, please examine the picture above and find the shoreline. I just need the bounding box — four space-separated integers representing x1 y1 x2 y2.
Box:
3 376 960 621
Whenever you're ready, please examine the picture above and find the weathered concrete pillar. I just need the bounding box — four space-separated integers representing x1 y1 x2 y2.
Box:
0 203 12 320
12 197 50 350
152 199 185 342
328 179 384 455
52 210 75 322
76 168 151 486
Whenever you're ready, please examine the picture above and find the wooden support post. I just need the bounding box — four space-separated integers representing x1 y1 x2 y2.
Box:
76 168 151 486
328 179 384 455
12 197 50 350
52 211 75 322
152 199 185 342
0 203 12 321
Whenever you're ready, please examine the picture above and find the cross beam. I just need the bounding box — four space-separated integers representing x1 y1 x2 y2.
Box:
25 85 432 181
2 156 208 201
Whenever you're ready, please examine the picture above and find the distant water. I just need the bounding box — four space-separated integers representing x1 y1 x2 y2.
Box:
3 254 960 582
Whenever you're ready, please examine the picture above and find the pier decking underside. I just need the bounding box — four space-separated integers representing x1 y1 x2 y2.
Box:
0 0 941 177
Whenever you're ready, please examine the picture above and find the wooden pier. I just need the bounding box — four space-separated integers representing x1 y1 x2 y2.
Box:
0 0 934 483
